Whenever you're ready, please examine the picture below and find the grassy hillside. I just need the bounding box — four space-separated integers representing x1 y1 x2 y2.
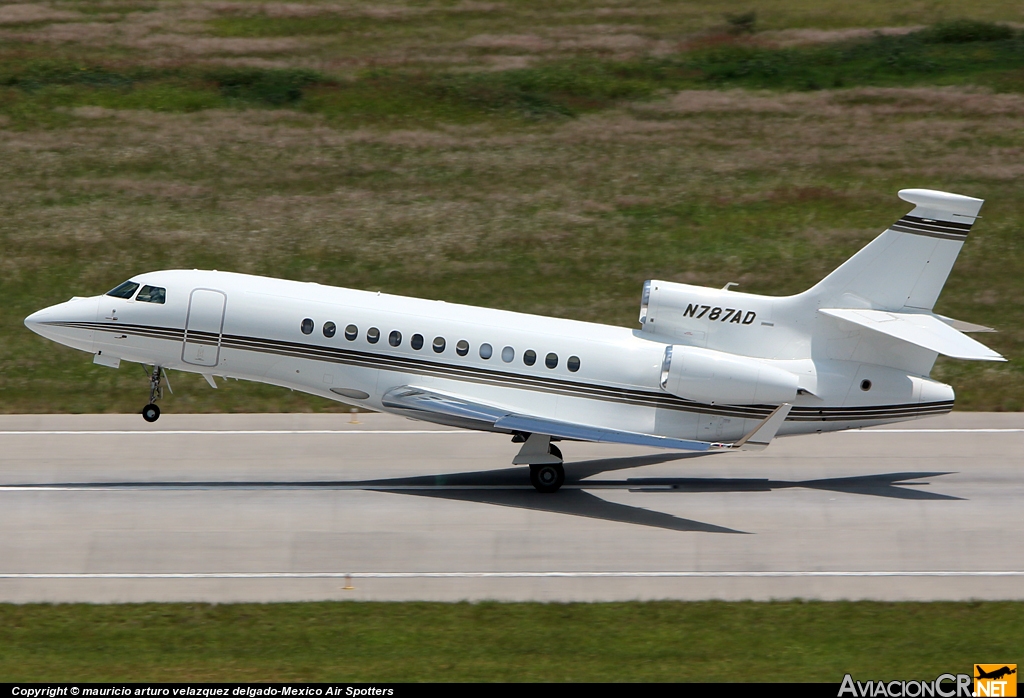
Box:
1 1 1023 413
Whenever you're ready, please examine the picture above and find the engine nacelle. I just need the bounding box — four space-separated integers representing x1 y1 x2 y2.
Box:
660 344 798 405
639 279 776 347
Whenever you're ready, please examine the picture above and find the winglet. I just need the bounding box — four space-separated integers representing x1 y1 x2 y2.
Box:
724 403 792 451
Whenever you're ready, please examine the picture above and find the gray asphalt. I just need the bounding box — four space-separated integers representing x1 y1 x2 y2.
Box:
1 411 1022 603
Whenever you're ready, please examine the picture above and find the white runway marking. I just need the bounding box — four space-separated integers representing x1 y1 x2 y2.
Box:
1 428 1022 436
1 571 1022 579
0 429 468 436
0 485 544 491
2 412 1021 602
859 429 1024 433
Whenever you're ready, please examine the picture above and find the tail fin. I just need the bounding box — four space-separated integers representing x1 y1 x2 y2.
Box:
806 189 982 311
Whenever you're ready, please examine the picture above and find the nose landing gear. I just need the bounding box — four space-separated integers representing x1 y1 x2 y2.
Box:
141 365 168 423
513 433 565 493
142 403 161 423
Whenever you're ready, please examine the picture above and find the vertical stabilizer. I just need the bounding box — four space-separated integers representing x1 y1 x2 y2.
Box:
806 189 982 311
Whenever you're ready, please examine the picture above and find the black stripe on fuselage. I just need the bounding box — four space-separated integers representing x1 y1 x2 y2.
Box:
54 320 954 422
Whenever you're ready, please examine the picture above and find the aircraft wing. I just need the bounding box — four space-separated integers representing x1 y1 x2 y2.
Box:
381 385 791 451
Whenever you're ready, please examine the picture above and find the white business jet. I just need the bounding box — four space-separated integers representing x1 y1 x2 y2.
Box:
25 189 1003 492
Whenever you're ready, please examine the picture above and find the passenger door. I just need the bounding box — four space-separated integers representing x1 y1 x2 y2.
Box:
182 289 226 367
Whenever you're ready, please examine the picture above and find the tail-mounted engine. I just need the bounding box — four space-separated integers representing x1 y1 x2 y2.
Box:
660 344 798 405
639 279 781 358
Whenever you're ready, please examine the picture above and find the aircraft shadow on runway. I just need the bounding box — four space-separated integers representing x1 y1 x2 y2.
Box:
8 452 962 534
364 455 961 534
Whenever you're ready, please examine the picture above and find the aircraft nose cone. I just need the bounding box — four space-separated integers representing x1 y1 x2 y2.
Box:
24 307 51 335
24 297 98 353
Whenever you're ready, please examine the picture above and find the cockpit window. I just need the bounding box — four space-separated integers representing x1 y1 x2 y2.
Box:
106 281 139 299
136 285 166 304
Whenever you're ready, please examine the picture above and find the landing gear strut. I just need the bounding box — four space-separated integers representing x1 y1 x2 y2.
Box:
513 434 565 493
141 365 166 423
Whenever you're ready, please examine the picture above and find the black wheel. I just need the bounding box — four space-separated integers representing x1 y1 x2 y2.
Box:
142 403 161 423
530 463 564 493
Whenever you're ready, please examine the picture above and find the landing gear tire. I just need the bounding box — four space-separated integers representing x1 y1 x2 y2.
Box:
142 403 161 423
530 462 564 493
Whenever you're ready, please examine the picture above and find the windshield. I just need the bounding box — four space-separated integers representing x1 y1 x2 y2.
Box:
106 280 139 299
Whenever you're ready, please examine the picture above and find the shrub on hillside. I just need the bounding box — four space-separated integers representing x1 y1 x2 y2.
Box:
920 20 1015 44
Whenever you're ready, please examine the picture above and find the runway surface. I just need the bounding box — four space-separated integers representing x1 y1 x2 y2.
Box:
1 411 1022 603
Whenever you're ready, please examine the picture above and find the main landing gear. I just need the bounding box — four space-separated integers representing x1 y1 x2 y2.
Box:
513 433 565 493
141 365 169 423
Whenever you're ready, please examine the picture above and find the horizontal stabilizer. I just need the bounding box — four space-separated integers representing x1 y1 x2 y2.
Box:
820 308 1004 361
935 313 996 333
381 385 791 452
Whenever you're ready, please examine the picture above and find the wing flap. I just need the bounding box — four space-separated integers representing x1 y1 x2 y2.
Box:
820 308 1004 361
495 415 711 451
382 385 788 452
381 385 506 424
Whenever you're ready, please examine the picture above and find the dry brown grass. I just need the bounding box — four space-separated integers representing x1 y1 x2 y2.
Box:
3 0 1024 412
128 33 308 54
0 0 1018 75
1 0 1011 70
5 86 1020 265
755 26 922 47
462 34 552 52
648 86 1024 116
0 3 80 24
21 2 1024 418
4 20 117 43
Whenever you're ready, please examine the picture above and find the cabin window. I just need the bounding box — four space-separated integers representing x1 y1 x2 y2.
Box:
501 346 514 363
456 340 469 356
136 285 166 304
301 318 314 335
323 321 336 338
389 330 402 347
479 343 492 359
367 327 380 344
345 324 358 341
567 356 581 372
545 352 558 369
523 350 537 366
411 333 424 350
106 281 139 299
433 337 446 353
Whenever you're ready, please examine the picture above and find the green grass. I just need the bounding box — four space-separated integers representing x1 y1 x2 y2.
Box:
209 14 412 39
0 62 330 115
682 30 1024 91
1 5 1023 413
1 601 1021 681
4 25 1024 129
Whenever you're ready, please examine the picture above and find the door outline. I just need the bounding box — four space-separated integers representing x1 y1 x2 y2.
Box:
181 288 227 367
